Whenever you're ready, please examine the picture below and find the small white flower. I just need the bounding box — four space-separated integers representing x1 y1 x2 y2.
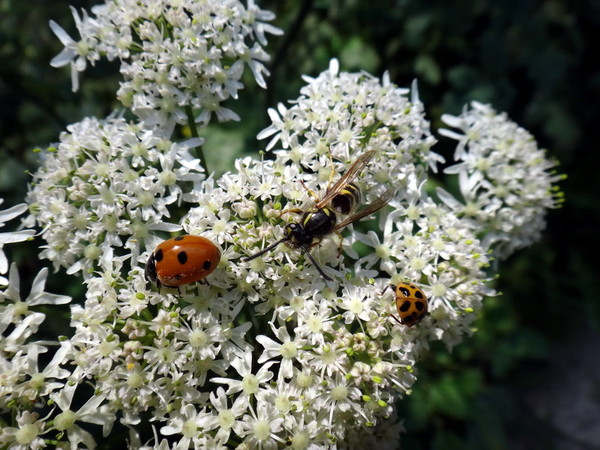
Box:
313 374 365 430
50 381 115 449
0 410 50 449
338 284 376 324
0 201 35 281
160 404 213 448
49 7 97 92
256 323 306 380
211 352 276 400
237 402 285 449
202 387 248 444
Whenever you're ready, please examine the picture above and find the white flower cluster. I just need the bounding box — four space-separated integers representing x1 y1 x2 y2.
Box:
25 116 206 276
438 101 564 258
260 60 442 189
49 156 491 448
1 202 74 447
0 0 563 447
3 61 497 447
50 0 281 130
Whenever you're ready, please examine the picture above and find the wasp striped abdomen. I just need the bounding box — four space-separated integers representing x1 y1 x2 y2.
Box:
331 182 361 214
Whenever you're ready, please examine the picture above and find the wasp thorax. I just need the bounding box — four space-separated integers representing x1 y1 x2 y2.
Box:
301 208 337 236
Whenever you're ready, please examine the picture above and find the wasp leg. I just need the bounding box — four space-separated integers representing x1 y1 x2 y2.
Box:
302 247 333 281
243 236 290 261
298 179 321 203
306 238 323 250
280 207 304 216
334 230 344 256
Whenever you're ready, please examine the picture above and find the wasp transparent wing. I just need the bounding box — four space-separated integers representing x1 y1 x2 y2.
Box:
333 188 394 231
316 150 376 209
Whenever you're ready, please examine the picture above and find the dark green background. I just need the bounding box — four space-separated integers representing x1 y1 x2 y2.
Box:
2 0 598 448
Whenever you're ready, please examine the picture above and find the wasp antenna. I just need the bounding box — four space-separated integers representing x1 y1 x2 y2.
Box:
302 248 333 281
243 236 290 261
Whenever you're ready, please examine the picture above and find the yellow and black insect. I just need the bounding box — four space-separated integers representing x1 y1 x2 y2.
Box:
384 282 428 327
244 150 394 280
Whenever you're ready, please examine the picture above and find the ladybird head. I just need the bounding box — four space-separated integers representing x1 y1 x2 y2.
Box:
397 282 426 300
144 252 158 285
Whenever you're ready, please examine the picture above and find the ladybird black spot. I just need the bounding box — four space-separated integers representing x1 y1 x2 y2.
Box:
203 260 211 270
404 315 415 324
154 249 164 262
174 236 185 241
399 300 411 312
415 300 426 311
399 287 410 297
414 291 424 299
177 251 188 265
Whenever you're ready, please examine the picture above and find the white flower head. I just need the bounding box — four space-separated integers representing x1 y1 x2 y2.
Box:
6 45 560 447
439 101 564 258
50 0 282 129
25 116 204 275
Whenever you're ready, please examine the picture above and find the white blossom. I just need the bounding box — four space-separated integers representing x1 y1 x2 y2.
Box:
50 0 282 130
25 116 204 275
439 101 564 258
2 7 563 443
0 201 35 283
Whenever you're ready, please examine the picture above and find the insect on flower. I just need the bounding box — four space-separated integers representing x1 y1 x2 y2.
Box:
145 235 221 289
244 150 394 280
384 282 428 326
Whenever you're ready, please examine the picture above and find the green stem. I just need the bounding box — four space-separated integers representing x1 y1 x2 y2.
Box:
185 105 209 174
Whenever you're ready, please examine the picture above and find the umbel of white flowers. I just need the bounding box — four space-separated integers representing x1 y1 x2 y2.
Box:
49 0 282 131
0 1 562 448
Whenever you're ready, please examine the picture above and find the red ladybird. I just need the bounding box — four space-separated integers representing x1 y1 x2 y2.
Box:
145 235 221 289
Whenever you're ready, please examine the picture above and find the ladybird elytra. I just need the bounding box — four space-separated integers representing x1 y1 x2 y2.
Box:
145 234 221 289
387 281 428 327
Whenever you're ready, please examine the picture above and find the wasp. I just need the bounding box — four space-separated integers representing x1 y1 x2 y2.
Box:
244 150 394 280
